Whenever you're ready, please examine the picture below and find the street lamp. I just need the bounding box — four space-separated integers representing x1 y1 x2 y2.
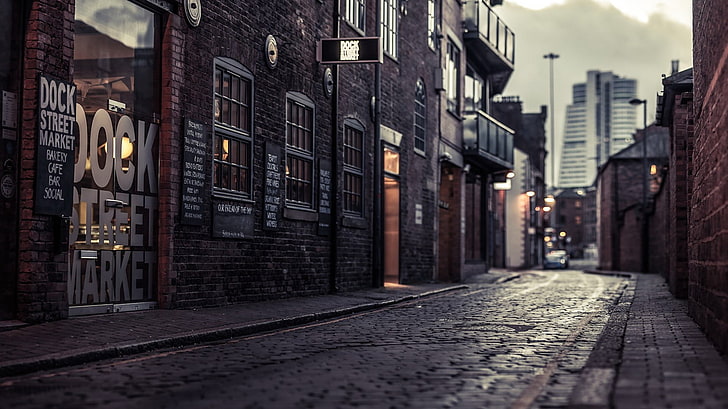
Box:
629 97 648 273
544 52 559 192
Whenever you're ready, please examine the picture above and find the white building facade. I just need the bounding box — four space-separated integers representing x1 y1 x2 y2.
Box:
559 71 638 188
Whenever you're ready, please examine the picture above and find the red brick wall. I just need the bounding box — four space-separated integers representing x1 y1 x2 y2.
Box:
598 164 616 271
15 0 75 322
648 172 669 276
692 0 728 354
438 165 463 282
381 0 439 284
170 1 340 307
667 92 693 298
619 207 642 273
598 159 644 272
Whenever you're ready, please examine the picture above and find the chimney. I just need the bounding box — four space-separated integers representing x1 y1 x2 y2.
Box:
671 60 680 75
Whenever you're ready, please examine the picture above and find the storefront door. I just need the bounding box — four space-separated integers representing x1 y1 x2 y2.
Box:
68 0 160 314
0 0 19 320
383 147 400 284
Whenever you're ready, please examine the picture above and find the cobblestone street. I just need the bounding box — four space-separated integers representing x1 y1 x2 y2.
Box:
0 270 626 409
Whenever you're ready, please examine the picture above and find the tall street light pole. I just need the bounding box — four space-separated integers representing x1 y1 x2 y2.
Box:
629 98 648 273
544 53 559 192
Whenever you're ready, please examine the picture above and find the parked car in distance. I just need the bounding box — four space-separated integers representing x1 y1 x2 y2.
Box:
544 250 569 269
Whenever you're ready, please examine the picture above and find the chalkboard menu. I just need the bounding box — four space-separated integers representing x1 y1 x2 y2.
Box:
181 119 206 225
212 201 255 239
34 74 76 216
318 159 332 236
263 142 283 231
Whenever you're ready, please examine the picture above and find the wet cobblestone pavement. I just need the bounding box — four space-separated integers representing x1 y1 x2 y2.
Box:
0 270 626 409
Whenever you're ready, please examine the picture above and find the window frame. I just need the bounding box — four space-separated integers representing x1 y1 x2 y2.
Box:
343 119 365 217
380 0 399 58
285 92 316 210
345 0 366 33
212 57 254 200
427 0 437 51
446 40 461 114
414 79 427 156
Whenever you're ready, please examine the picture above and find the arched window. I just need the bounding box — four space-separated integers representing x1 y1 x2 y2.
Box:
414 79 426 155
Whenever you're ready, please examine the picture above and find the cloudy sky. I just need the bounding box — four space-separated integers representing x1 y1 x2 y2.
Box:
495 0 692 186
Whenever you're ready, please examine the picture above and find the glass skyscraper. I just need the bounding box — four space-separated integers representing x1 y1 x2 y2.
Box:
559 71 638 188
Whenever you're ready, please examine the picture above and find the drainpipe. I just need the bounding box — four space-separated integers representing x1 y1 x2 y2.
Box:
329 1 340 293
434 0 444 282
372 1 383 287
611 162 620 271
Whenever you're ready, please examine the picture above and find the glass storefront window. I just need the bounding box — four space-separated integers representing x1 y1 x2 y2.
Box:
69 0 160 307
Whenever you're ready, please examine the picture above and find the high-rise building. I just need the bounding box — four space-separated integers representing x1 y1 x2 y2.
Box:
559 71 638 187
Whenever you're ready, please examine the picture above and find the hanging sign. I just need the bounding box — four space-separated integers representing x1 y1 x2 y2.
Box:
34 74 76 216
317 37 382 64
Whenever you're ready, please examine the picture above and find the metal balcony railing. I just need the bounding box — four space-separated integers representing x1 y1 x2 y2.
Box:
463 110 514 169
463 0 515 66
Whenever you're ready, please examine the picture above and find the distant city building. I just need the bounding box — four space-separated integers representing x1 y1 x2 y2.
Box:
559 71 638 188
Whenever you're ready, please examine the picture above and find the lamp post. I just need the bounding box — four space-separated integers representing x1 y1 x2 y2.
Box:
629 98 648 273
544 53 559 192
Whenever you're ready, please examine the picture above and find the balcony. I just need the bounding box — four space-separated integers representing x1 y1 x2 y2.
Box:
463 110 514 171
463 0 515 94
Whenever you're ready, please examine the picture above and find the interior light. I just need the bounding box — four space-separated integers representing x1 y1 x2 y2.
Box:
100 137 134 160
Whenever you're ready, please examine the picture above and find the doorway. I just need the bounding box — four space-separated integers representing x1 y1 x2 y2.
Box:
384 177 400 283
383 146 400 284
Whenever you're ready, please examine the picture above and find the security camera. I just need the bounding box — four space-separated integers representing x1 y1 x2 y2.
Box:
439 152 452 162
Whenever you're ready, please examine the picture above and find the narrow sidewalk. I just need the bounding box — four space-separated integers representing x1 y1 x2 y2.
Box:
574 271 728 409
0 281 468 378
614 273 728 408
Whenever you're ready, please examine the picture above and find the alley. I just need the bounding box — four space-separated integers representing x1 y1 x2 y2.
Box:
0 270 625 409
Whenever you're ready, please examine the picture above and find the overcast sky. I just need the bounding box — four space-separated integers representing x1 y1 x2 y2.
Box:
495 0 692 186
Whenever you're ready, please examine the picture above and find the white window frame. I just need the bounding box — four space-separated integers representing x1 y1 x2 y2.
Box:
212 57 254 200
285 92 316 209
380 0 398 58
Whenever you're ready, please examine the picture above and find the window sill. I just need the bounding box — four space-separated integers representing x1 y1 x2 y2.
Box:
284 207 318 222
212 190 254 203
344 21 366 36
342 215 368 230
446 108 462 121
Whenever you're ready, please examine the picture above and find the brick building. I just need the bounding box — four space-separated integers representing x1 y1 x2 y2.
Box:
492 98 547 269
553 188 587 258
596 125 669 273
656 67 693 298
690 0 728 354
0 0 516 322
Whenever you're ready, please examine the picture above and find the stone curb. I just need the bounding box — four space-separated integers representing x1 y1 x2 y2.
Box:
568 273 637 408
0 285 467 379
